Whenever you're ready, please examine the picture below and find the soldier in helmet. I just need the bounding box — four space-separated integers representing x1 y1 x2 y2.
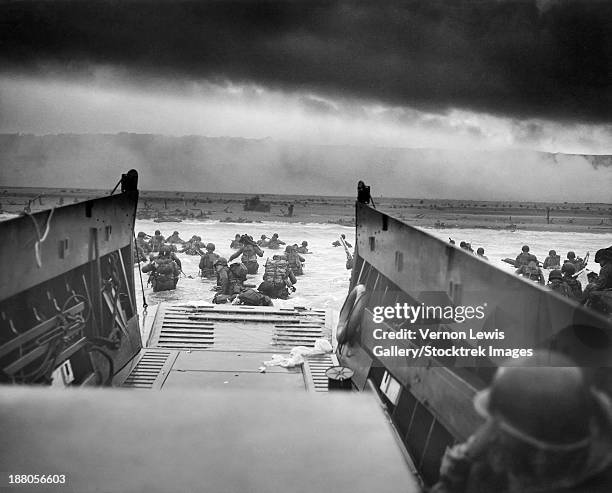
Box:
135 232 151 262
296 241 309 254
230 234 242 249
213 257 230 293
515 245 538 268
431 352 612 493
257 235 270 247
148 230 165 253
141 245 180 292
515 260 545 285
582 247 612 313
543 250 561 269
561 262 582 300
547 269 572 298
166 231 185 244
198 243 219 279
565 251 586 271
476 247 488 260
284 245 305 276
267 233 286 250
228 234 264 274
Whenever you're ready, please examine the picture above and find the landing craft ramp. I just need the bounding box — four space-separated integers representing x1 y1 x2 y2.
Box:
115 303 339 392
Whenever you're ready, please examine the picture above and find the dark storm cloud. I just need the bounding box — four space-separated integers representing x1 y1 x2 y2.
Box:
1 0 610 122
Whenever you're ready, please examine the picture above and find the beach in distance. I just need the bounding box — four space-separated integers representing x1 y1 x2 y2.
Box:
2 186 611 234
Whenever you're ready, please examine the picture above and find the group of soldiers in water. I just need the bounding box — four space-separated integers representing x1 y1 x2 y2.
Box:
448 236 612 315
135 229 311 306
511 244 612 314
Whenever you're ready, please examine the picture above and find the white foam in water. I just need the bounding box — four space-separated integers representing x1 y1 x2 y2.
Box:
134 219 607 317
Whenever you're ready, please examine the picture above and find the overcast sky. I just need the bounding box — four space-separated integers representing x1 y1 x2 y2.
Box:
0 0 611 197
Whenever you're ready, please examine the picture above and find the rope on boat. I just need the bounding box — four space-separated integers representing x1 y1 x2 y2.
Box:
26 208 55 268
133 231 148 312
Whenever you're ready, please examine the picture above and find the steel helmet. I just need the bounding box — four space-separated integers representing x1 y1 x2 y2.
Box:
159 245 171 255
595 247 612 263
522 245 530 252
549 250 556 256
548 269 562 281
302 241 308 246
137 232 146 238
473 352 592 449
214 257 227 267
206 243 215 251
567 251 576 259
155 230 161 235
561 263 576 275
476 247 484 255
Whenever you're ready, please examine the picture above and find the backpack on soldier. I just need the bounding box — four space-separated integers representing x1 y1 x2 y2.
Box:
229 262 248 281
238 288 273 306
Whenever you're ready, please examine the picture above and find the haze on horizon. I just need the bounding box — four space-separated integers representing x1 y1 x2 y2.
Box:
1 0 611 201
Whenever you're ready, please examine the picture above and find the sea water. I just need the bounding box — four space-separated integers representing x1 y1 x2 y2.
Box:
134 219 607 315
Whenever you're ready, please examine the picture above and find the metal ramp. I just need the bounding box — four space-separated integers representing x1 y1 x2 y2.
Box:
147 303 329 351
118 303 337 392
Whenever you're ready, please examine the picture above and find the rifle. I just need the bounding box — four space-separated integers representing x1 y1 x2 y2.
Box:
340 236 353 270
572 251 589 279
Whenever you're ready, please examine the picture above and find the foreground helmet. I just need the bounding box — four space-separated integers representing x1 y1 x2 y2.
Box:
522 245 530 252
548 269 562 281
206 243 215 251
159 245 171 255
474 352 592 448
594 247 612 263
155 230 161 235
549 250 556 256
567 251 576 259
561 263 576 275
214 257 228 267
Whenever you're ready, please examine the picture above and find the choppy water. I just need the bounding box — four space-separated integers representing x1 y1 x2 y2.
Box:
134 219 609 316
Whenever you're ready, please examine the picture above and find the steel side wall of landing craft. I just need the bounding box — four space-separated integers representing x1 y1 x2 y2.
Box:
0 192 139 302
352 202 612 368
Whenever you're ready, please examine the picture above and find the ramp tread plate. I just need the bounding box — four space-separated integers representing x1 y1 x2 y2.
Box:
121 349 178 389
303 354 339 392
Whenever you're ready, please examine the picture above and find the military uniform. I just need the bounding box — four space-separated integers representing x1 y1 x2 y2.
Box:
543 253 561 269
431 355 612 493
261 258 297 299
516 262 545 285
148 233 165 253
199 252 219 278
515 252 538 267
284 248 305 276
229 240 263 274
166 231 185 244
142 252 180 292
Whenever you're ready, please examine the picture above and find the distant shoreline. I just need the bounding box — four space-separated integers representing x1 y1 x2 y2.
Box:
1 186 611 234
